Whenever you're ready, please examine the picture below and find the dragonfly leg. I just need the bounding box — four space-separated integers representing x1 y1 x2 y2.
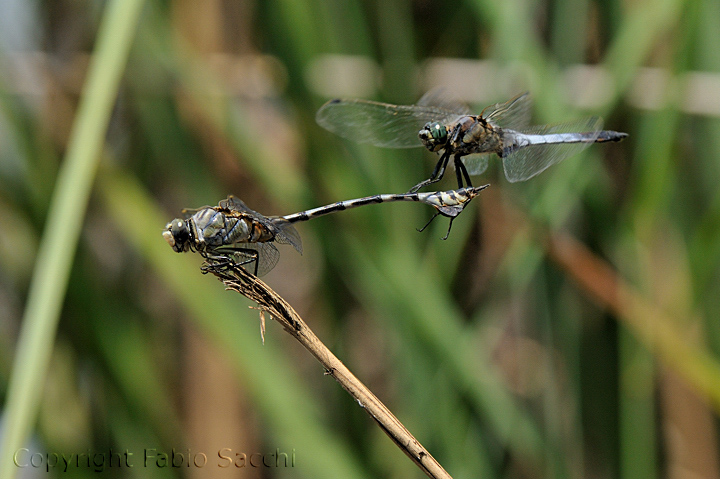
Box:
416 212 441 233
454 154 473 188
201 254 234 274
203 248 260 276
408 150 451 193
440 217 455 241
416 212 456 240
234 248 260 276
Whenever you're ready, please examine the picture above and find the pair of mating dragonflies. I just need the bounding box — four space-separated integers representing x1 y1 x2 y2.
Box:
164 91 627 275
164 187 487 276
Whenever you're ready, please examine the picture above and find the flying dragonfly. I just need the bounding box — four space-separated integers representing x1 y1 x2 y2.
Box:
316 91 628 193
163 185 488 276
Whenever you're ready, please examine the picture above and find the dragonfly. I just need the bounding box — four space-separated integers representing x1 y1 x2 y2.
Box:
316 91 628 193
163 185 488 276
163 196 302 276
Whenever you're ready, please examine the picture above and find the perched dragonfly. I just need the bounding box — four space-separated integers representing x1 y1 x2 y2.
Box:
163 196 302 276
316 91 628 192
163 186 487 276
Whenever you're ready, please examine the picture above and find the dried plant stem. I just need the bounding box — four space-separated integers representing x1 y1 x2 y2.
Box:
208 263 453 479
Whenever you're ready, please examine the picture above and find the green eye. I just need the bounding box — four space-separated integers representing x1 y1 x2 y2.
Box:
430 123 446 142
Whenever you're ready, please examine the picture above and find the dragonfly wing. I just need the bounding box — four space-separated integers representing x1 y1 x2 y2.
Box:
417 88 471 118
316 98 459 148
253 243 280 277
180 206 210 219
226 242 280 277
220 195 258 215
269 218 303 254
461 153 490 176
502 117 603 182
219 196 302 253
482 92 532 131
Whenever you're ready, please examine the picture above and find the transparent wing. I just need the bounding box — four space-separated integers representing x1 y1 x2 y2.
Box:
502 117 603 183
183 196 255 219
481 92 532 131
181 206 209 219
461 153 490 176
269 218 303 254
417 88 471 116
221 195 303 254
227 242 280 277
220 195 258 215
316 98 460 148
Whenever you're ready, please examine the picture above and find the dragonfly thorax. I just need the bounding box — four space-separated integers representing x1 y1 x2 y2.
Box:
419 122 448 152
163 218 193 253
225 216 276 245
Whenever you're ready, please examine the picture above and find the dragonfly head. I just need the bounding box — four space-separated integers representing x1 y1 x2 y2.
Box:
419 122 448 152
163 218 193 253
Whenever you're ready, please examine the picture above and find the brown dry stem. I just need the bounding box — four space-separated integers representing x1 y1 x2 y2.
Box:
206 262 452 479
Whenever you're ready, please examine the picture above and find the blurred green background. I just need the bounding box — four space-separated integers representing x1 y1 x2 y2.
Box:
1 0 720 478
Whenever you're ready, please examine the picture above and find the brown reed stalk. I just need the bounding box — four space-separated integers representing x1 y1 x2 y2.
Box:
205 261 453 479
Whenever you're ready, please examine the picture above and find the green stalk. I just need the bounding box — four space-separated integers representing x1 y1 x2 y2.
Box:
0 0 145 476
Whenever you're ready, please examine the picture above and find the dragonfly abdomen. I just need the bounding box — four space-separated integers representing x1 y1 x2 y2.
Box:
419 187 477 207
511 129 626 149
283 194 421 223
499 131 601 158
280 187 489 225
521 132 600 146
595 130 629 142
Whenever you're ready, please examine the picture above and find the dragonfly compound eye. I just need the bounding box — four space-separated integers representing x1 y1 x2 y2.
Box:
419 122 447 152
430 123 446 142
163 219 191 252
